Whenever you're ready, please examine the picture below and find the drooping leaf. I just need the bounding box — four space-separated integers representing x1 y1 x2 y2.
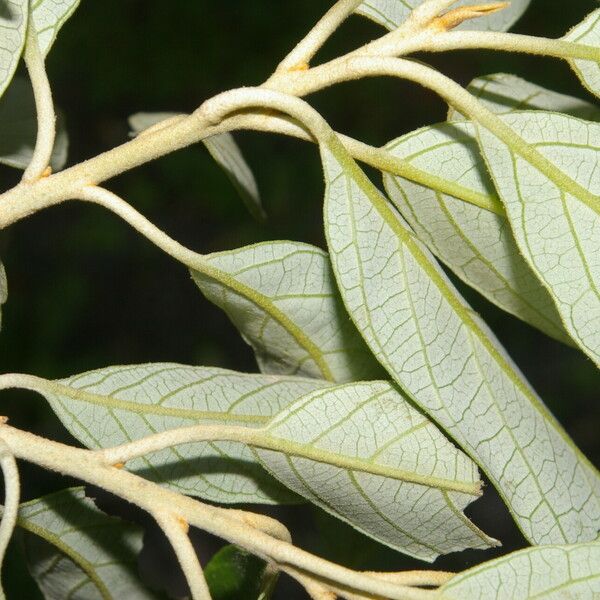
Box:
18 365 329 504
448 73 600 121
253 381 498 562
191 241 384 382
17 487 157 600
475 111 600 365
322 136 600 546
30 0 80 57
563 8 600 99
0 260 6 331
438 542 600 599
204 545 275 600
0 0 27 100
355 0 531 32
0 75 68 170
203 133 265 221
382 121 570 344
129 112 264 220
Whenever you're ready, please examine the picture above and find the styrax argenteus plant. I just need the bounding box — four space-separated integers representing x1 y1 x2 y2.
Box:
0 1 599 598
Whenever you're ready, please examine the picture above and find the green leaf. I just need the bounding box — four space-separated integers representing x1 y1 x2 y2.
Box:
564 9 600 99
448 73 600 121
203 132 265 221
0 0 27 100
22 365 329 504
30 0 80 57
355 0 531 32
0 75 68 170
322 136 600 546
0 260 6 331
129 112 264 220
382 121 571 345
191 241 384 382
475 111 600 365
253 381 498 562
17 487 157 599
438 542 600 599
204 545 275 600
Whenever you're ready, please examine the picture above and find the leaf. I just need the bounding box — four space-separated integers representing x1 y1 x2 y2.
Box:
0 0 27 100
203 133 265 221
128 112 180 135
475 111 600 365
564 9 600 99
129 112 264 220
191 241 384 382
382 120 571 345
23 364 329 504
0 74 68 170
253 381 498 562
438 542 600 599
0 260 6 331
448 73 600 121
204 545 275 600
355 0 531 32
322 136 600 546
17 487 157 599
30 0 80 57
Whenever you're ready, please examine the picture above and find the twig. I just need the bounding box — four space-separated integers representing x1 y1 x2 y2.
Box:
0 440 19 600
153 512 212 600
276 0 364 72
0 423 434 600
22 28 56 183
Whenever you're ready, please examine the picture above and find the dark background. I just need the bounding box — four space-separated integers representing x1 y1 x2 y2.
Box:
1 1 599 598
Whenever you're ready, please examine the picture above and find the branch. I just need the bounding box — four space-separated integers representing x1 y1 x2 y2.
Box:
276 0 364 73
22 28 56 183
153 512 212 600
88 404 481 495
391 30 600 61
363 570 455 587
0 423 434 600
265 55 599 214
0 440 19 600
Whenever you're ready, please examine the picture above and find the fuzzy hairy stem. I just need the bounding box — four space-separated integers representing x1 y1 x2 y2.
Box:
266 55 599 214
153 512 212 600
0 424 433 600
389 30 600 61
276 0 364 72
0 441 18 600
21 28 56 183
